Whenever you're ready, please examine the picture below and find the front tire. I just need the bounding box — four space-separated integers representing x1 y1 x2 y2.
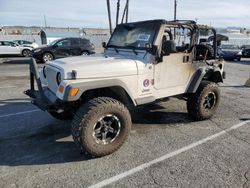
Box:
22 49 32 57
71 97 131 157
42 52 54 63
187 81 220 120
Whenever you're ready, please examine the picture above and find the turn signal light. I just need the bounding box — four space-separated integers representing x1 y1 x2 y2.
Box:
70 88 79 97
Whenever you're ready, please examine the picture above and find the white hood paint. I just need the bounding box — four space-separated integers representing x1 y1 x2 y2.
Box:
47 54 144 79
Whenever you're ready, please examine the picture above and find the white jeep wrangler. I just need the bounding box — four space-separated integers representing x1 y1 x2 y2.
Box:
25 20 225 157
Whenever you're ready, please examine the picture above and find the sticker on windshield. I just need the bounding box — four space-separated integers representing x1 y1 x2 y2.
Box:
137 34 150 41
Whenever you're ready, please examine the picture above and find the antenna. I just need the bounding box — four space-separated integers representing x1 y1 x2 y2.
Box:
106 0 129 35
106 0 113 35
125 0 129 23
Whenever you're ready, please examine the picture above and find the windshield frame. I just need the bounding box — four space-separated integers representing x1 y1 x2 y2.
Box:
107 21 162 51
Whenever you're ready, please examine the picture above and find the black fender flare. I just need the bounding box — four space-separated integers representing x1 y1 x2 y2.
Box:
187 68 223 93
186 68 206 93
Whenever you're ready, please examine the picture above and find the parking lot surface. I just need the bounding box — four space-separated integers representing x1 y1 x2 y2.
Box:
0 58 250 188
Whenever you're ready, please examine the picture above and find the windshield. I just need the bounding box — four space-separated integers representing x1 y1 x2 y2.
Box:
107 22 160 50
221 44 240 49
48 39 60 46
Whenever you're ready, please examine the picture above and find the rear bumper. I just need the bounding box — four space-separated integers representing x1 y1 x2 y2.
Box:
88 50 95 55
24 58 61 111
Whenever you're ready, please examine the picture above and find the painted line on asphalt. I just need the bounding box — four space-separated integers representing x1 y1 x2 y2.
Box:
0 86 17 89
0 109 40 118
89 120 250 188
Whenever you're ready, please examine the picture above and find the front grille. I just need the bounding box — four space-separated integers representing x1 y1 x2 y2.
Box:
45 66 60 94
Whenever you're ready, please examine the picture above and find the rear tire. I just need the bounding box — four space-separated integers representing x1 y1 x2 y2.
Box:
187 81 220 120
196 44 214 60
71 97 131 157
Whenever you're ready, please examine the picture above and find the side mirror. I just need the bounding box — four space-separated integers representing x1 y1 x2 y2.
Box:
155 53 163 63
11 43 17 47
147 44 157 54
102 42 107 48
53 44 58 48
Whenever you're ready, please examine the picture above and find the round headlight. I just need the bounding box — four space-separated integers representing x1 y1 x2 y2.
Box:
56 72 62 85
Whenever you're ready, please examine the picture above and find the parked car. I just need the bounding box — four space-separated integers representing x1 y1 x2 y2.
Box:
242 48 250 58
218 44 242 61
0 40 32 57
14 40 39 48
32 37 95 63
241 45 250 49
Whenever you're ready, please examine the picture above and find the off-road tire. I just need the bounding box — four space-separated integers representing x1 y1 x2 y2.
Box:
49 110 74 120
71 97 131 157
187 81 220 120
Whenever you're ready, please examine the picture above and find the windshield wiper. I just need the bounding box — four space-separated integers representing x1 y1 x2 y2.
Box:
125 45 138 55
107 44 119 54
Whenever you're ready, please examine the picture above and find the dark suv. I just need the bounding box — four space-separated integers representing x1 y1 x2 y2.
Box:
33 37 95 63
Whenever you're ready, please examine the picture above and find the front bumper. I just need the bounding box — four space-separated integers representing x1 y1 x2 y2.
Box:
24 58 60 111
32 50 43 61
222 54 241 60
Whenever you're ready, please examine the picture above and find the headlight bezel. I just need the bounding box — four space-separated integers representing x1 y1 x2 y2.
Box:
42 66 47 78
56 72 62 85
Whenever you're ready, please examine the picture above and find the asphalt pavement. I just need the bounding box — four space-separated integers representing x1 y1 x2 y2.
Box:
0 58 250 188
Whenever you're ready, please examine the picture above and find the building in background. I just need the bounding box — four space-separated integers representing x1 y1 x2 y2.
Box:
0 26 110 51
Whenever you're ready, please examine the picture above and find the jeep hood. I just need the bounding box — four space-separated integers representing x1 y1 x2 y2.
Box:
48 54 138 79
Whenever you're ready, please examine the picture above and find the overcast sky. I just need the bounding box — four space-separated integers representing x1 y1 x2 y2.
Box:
0 0 250 28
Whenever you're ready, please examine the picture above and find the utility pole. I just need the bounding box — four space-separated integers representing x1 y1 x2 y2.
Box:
43 14 47 28
174 0 177 39
174 0 177 21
